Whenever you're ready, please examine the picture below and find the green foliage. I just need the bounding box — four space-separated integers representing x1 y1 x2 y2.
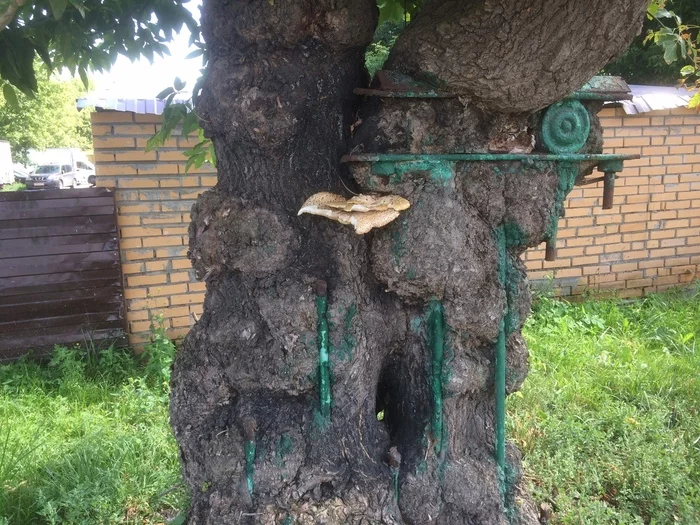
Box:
510 287 700 523
0 182 25 192
0 0 198 96
0 328 186 524
365 20 402 79
605 0 700 85
0 64 92 164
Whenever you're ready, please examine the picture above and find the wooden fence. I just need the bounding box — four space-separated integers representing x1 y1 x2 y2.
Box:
0 188 127 360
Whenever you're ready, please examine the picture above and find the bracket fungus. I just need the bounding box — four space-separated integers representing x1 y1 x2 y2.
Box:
297 192 410 234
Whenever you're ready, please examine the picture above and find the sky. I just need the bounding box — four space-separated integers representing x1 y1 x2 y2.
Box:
91 0 203 98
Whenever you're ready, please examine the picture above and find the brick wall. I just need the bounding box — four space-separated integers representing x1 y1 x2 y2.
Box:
524 107 700 297
91 111 217 346
91 106 700 345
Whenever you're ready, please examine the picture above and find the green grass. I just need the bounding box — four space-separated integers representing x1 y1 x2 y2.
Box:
0 329 186 525
1 291 698 523
0 183 26 192
510 287 700 523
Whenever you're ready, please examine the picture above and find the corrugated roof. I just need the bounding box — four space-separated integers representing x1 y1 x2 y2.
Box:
618 84 695 114
76 84 697 116
76 91 191 115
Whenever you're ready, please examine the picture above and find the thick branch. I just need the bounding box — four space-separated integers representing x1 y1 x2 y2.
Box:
0 0 29 30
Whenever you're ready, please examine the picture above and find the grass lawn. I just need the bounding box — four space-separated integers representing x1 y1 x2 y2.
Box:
1 290 698 524
0 183 26 192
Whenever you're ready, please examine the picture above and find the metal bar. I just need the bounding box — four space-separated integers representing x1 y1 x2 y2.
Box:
581 176 605 185
545 238 558 262
494 227 507 473
316 279 332 421
341 153 639 163
603 172 616 210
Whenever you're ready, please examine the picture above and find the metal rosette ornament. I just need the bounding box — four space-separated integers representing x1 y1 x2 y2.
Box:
540 99 591 153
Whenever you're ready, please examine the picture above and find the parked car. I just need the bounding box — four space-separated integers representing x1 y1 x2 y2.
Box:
13 167 29 183
25 162 96 189
26 164 75 189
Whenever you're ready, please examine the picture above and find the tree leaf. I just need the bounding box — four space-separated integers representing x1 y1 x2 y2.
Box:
2 83 19 109
48 0 69 20
174 77 185 91
185 49 204 60
156 87 175 100
689 92 700 109
680 65 696 77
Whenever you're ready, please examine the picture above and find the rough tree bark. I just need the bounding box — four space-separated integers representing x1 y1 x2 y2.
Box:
170 1 648 523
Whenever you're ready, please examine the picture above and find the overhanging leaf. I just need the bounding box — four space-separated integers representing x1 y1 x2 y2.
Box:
48 0 69 20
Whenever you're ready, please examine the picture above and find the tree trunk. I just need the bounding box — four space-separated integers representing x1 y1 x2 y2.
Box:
170 1 647 523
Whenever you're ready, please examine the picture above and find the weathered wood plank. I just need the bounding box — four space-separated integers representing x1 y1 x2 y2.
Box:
0 189 126 359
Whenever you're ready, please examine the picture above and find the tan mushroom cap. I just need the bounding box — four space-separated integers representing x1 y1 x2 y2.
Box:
297 192 409 234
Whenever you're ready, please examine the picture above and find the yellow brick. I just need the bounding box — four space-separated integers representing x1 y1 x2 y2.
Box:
119 203 160 214
159 178 182 188
156 247 188 258
94 152 116 163
158 150 188 161
124 288 147 300
188 282 206 293
134 113 163 124
142 214 184 225
159 306 192 319
128 274 168 287
172 258 193 270
92 111 134 123
136 164 179 175
121 226 162 238
169 271 193 283
149 284 188 297
115 124 157 135
93 136 136 149
142 236 183 248
171 316 194 328
128 297 169 310
124 248 155 261
119 238 142 249
118 178 159 189
170 293 205 306
201 176 217 187
162 226 189 235
145 260 170 272
117 215 141 226
96 164 138 176
115 150 158 162
122 263 144 275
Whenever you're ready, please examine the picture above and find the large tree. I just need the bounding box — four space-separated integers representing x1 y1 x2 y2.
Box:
170 1 648 524
1 1 651 523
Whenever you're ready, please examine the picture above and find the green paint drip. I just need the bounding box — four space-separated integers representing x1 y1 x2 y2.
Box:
245 439 256 496
281 515 294 525
427 300 445 454
275 434 294 467
391 467 400 503
503 222 528 248
316 293 331 421
493 227 507 474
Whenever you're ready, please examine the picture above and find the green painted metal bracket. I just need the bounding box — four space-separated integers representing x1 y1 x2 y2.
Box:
315 280 332 422
427 300 445 454
341 153 638 163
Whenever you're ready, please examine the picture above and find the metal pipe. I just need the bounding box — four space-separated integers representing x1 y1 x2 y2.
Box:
545 237 558 262
315 279 332 421
494 228 507 473
603 171 616 209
